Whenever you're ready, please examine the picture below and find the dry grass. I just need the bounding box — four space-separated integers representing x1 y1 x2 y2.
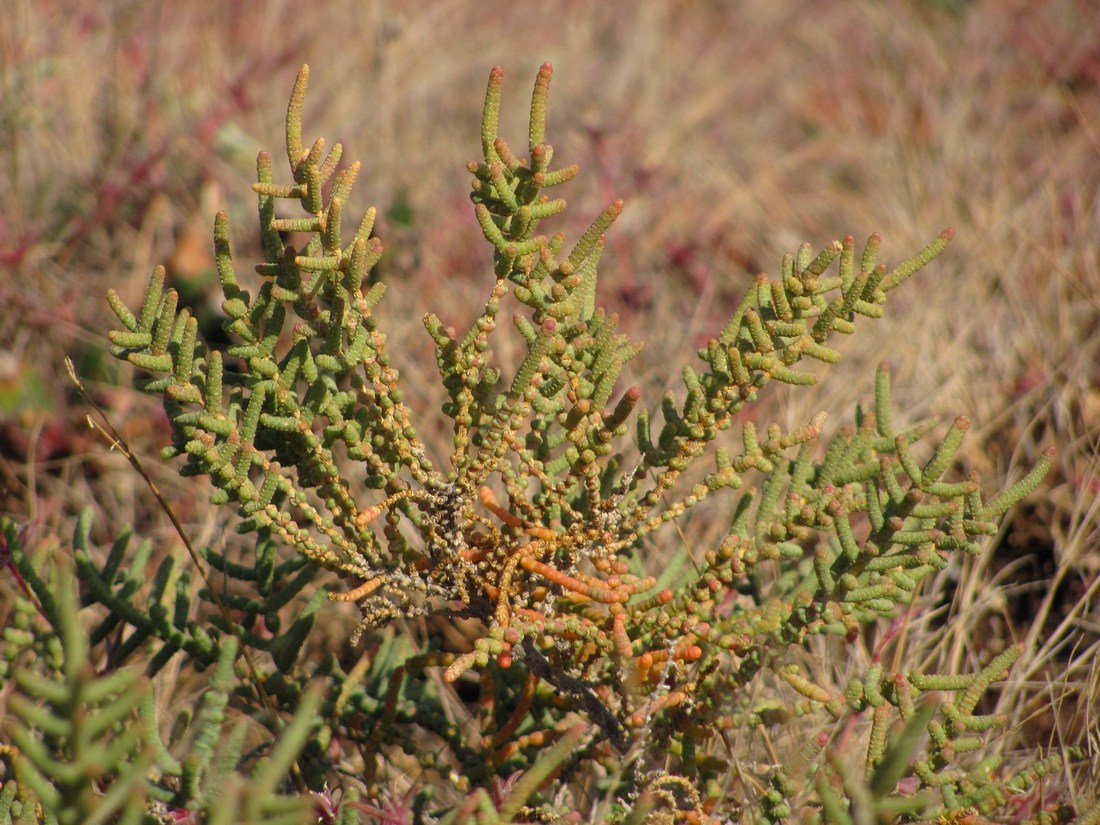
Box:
2 0 1098 815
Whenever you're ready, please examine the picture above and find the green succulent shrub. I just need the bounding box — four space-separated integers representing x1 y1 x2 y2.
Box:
2 63 1093 825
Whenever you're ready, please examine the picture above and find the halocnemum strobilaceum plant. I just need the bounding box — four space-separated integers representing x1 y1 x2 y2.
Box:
4 62 1087 825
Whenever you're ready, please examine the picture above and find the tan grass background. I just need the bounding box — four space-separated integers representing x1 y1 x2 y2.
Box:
2 0 1097 808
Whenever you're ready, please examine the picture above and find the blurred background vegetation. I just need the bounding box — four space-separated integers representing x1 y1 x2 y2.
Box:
1 0 1097 810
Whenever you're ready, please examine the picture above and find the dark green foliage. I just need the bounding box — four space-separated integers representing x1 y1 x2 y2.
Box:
2 63 1091 823
3 554 153 825
0 516 323 824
